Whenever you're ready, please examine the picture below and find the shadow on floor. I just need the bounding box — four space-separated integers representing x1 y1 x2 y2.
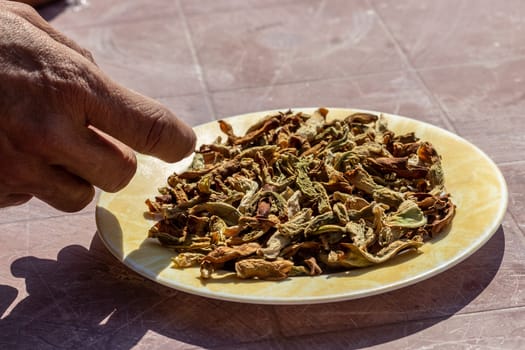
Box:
0 285 17 319
0 225 505 349
37 0 68 21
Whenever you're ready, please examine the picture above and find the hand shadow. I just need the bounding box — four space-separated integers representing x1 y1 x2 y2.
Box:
0 225 505 349
37 0 70 21
0 285 17 319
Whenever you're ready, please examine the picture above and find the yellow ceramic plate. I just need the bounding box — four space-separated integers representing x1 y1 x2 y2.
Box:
96 108 508 304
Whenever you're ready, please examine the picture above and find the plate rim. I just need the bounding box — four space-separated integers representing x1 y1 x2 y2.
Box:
95 107 508 305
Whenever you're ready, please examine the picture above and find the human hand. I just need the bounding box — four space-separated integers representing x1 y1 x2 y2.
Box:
0 1 197 211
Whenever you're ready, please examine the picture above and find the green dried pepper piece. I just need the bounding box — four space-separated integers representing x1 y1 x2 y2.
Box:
189 202 241 226
334 240 423 267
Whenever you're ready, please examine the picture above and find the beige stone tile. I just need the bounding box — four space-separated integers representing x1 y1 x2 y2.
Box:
92 293 280 349
156 94 215 127
187 0 405 91
271 214 523 337
213 306 525 349
419 59 525 163
0 233 173 348
372 0 525 68
0 213 96 256
0 197 96 225
62 17 203 99
0 198 66 225
211 70 449 129
500 162 525 235
40 0 179 29
180 0 302 15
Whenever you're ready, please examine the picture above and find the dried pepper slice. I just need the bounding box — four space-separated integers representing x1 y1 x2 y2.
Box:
146 109 456 280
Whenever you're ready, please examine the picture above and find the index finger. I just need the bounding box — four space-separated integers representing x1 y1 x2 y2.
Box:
82 70 197 163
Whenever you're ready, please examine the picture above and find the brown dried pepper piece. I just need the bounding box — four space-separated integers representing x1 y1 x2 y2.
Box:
235 258 294 280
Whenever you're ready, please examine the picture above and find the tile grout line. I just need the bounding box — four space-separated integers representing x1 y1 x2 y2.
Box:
48 3 525 111
174 0 217 120
84 294 179 348
366 0 458 134
201 67 407 95
495 160 523 240
508 210 525 239
209 304 525 349
172 0 301 18
413 54 525 72
45 12 178 31
45 0 300 31
151 52 525 98
0 210 95 226
412 73 460 133
497 159 525 167
152 90 212 101
247 0 328 115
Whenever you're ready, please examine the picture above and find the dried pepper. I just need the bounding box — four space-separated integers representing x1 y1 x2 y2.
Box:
145 108 456 280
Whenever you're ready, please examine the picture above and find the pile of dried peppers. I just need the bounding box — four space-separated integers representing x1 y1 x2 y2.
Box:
145 108 455 280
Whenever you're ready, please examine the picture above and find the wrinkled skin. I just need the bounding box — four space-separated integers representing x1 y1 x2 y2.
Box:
0 1 197 211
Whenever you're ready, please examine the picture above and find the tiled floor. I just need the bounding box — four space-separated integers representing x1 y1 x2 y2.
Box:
1 0 524 349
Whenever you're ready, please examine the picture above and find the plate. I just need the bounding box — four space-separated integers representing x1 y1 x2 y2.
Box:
95 108 508 304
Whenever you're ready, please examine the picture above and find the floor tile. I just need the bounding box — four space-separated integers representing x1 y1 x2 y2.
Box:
0 213 97 258
156 94 215 127
180 0 301 16
40 0 179 29
272 214 524 337
211 70 449 129
187 0 405 91
0 234 174 349
219 306 525 350
3 1 523 348
91 293 280 349
0 283 18 317
0 221 31 256
62 17 203 99
468 216 525 309
0 195 96 225
372 0 525 68
0 198 66 225
500 162 525 234
418 58 525 163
